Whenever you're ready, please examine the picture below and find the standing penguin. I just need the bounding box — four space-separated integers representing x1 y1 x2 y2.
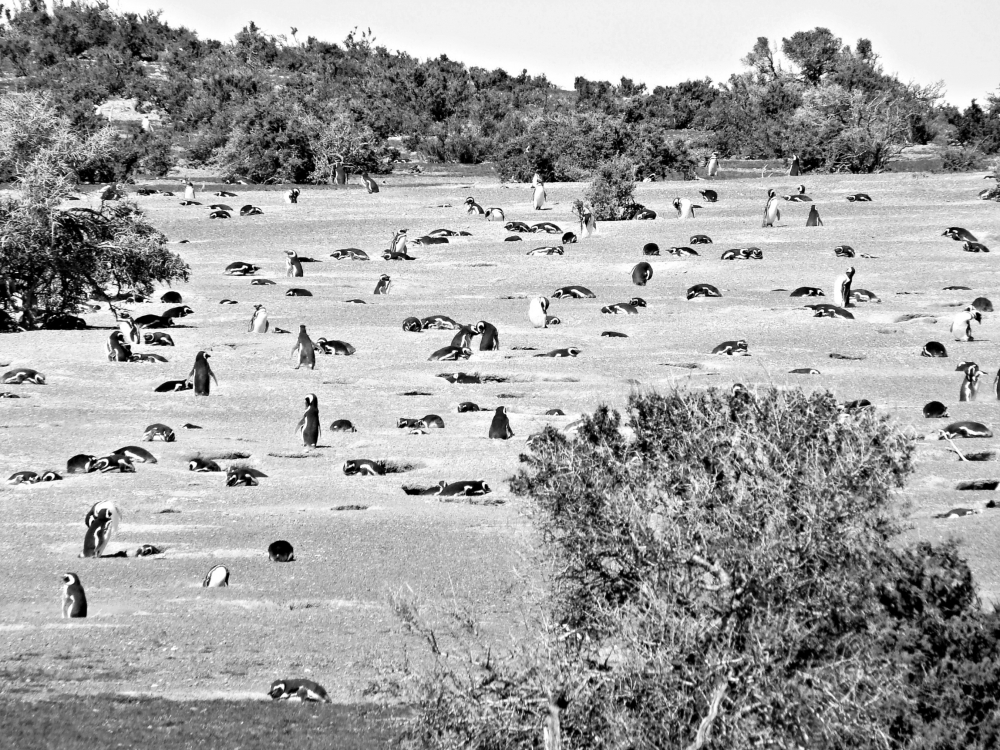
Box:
292 324 316 370
188 351 218 396
532 178 547 210
285 188 300 204
952 307 982 342
579 205 597 238
806 205 823 227
488 406 514 439
61 573 87 618
960 364 982 402
789 154 801 176
528 297 550 329
374 274 392 295
106 331 132 362
335 163 347 186
183 181 196 201
672 197 700 219
476 320 500 351
706 152 719 177
117 311 140 345
249 304 269 333
832 267 855 308
285 250 304 278
993 367 1000 400
762 189 781 227
296 393 321 447
631 262 653 286
82 508 114 558
361 173 379 193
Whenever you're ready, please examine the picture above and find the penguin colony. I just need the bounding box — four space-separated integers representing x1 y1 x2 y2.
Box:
3 167 998 703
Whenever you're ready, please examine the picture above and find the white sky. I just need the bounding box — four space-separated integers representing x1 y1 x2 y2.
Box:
112 0 999 107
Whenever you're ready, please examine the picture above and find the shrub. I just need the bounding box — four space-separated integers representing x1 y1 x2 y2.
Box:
584 157 644 220
403 386 1000 749
941 144 987 172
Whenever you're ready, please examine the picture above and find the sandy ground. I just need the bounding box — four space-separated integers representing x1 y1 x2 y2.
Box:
1 170 999 703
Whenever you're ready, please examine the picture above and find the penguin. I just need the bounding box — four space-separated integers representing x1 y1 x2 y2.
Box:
530 222 562 234
672 197 700 219
208 210 230 220
251 279 276 286
959 364 982 402
457 402 482 413
135 544 162 556
832 267 855 308
535 347 581 358
240 205 263 216
82 508 114 558
39 471 62 481
643 243 660 256
106 331 132 362
690 234 712 245
67 454 97 473
464 197 485 215
2 368 46 384
315 338 355 355
526 246 563 256
488 406 514 439
117 311 141 345
578 207 597 238
532 180 547 210
94 454 135 473
142 423 175 442
505 222 531 233
214 190 238 198
972 297 993 312
762 189 781 227
687 284 722 299
923 401 949 418
451 325 476 348
634 208 656 220
485 207 505 221
285 188 300 203
933 508 981 519
846 193 872 202
189 351 218 396
224 262 259 275
249 304 269 333
421 315 461 330
429 346 472 362
942 227 978 242
791 287 825 298
179 200 201 206
61 573 87 618
940 421 992 439
343 459 386 475
188 457 221 472
552 286 596 299
285 288 312 296
601 331 628 337
133 313 171 328
561 232 577 244
183 181 196 201
669 247 698 257
402 317 423 333
330 419 357 432
226 468 260 486
963 241 990 253
849 289 880 304
285 250 304 278
809 304 854 320
292 325 316 370
783 185 812 202
528 296 550 328
297 393 321 447
706 152 719 177
788 154 800 176
268 679 330 702
474 320 499 350
115 446 157 463
631 262 653 286
6 471 39 484
712 339 749 355
268 540 295 562
834 245 855 258
163 306 195 319
805 205 823 227
422 414 445 428
202 565 230 587
335 163 347 185
361 173 379 193
921 341 948 357
374 274 392 295
601 303 639 315
330 248 370 261
952 307 982 341
994 368 1000 400
699 189 718 203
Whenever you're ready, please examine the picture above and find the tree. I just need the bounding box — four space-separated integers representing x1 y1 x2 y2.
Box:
782 28 844 85
0 93 188 328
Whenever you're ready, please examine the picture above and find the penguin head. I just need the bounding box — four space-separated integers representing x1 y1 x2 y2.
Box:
629 297 647 307
672 197 681 209
380 274 390 281
540 296 550 312
285 250 298 258
797 184 806 194
845 267 855 279
496 406 507 415
197 351 209 361
767 189 776 198
567 347 581 357
268 681 287 699
305 393 318 408
61 572 79 586
464 197 475 205
472 321 486 334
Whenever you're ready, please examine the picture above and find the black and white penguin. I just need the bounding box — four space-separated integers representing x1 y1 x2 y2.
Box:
224 262 259 276
251 279 276 286
183 181 196 201
526 246 563 256
805 205 823 227
959 364 982 402
249 304 269 333
374 274 392 295
268 540 295 562
240 205 263 216
117 311 141 345
268 679 330 703
687 284 722 299
106 331 132 362
457 402 482 413
832 267 855 308
39 470 62 481
849 289 880 304
67 454 97 473
552 286 596 299
923 401 949 418
530 222 562 234
330 248 370 261
450 325 476 348
422 414 445 428
422 315 461 330
972 297 994 312
642 243 660 256
315 338 355 355
160 291 182 304
668 246 699 257
561 232 578 244
699 189 718 203
601 331 628 337
532 179 547 210
134 544 162 556
706 152 719 177
633 208 656 220
189 351 217 396
226 468 260 486
214 190 238 198
601 303 639 315
361 173 379 194
476 321 500 351
846 193 872 202
834 245 855 258
535 347 581 358
712 339 749 355
7 471 39 485
285 288 312 296
672 197 700 219
189 457 221 472
208 210 230 219
202 565 230 587
94 454 135 473
485 207 505 221
61 573 87 618
963 241 990 253
952 307 982 342
465 197 485 215
762 189 781 228
921 341 948 358
783 184 812 202
142 423 175 442
788 154 800 176
285 250 304 278
115 446 157 464
82 508 114 558
335 163 347 185
528 296 550 328
285 188 300 203
429 346 473 362
942 227 978 242
790 287 824 297
330 419 357 432
134 313 171 328
296 393 321 447
292 324 316 370
933 508 981 519
631 262 653 286
488 406 514 439
343 459 386 476
179 200 200 207
940 421 993 439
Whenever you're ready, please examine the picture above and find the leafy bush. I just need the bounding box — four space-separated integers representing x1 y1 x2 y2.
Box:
941 144 987 172
584 157 644 220
403 387 1000 749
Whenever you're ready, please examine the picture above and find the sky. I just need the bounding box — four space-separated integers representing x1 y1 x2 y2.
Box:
110 0 999 107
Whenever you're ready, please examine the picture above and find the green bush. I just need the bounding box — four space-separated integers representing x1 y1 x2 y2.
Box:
403 387 1000 749
941 144 987 172
584 157 644 220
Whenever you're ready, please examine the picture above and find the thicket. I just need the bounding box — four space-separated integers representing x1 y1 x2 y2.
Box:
0 92 188 329
401 387 1000 749
2 4 997 181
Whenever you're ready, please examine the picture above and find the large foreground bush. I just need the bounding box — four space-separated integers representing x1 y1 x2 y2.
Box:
403 387 1000 749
